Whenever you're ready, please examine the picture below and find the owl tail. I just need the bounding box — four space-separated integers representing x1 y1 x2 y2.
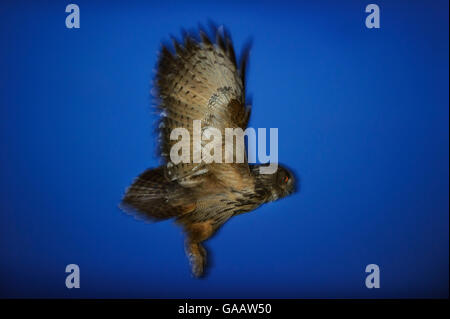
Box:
120 166 196 221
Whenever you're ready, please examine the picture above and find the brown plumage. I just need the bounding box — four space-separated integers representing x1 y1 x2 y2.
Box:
121 26 297 277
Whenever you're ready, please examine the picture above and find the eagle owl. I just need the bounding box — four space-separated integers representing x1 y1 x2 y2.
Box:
121 26 297 277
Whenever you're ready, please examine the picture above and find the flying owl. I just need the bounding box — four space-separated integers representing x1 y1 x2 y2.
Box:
121 26 297 277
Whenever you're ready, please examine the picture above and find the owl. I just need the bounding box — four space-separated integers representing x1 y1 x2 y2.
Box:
121 26 297 277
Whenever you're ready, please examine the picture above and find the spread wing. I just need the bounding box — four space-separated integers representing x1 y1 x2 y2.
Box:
155 27 251 185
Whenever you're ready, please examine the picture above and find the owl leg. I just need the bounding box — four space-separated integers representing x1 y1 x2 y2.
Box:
183 221 214 278
185 242 207 278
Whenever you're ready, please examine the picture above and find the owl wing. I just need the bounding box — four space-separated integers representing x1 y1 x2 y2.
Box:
155 27 251 186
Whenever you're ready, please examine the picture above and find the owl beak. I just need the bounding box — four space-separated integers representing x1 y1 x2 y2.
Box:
289 176 299 195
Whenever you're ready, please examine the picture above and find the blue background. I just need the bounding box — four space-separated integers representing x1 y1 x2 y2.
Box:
0 0 448 298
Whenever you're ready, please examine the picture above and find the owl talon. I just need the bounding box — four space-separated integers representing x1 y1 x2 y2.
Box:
186 243 207 278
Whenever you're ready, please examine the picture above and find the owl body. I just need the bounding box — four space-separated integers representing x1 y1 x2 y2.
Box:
121 26 296 277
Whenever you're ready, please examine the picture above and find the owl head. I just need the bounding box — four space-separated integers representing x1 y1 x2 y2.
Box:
252 164 298 202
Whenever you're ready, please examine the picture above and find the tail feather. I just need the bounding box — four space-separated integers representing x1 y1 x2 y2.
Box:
120 167 195 221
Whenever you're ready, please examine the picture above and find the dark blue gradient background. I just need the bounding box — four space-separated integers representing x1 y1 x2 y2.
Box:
0 0 448 298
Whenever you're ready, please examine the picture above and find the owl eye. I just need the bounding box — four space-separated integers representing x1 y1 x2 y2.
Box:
284 176 289 183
